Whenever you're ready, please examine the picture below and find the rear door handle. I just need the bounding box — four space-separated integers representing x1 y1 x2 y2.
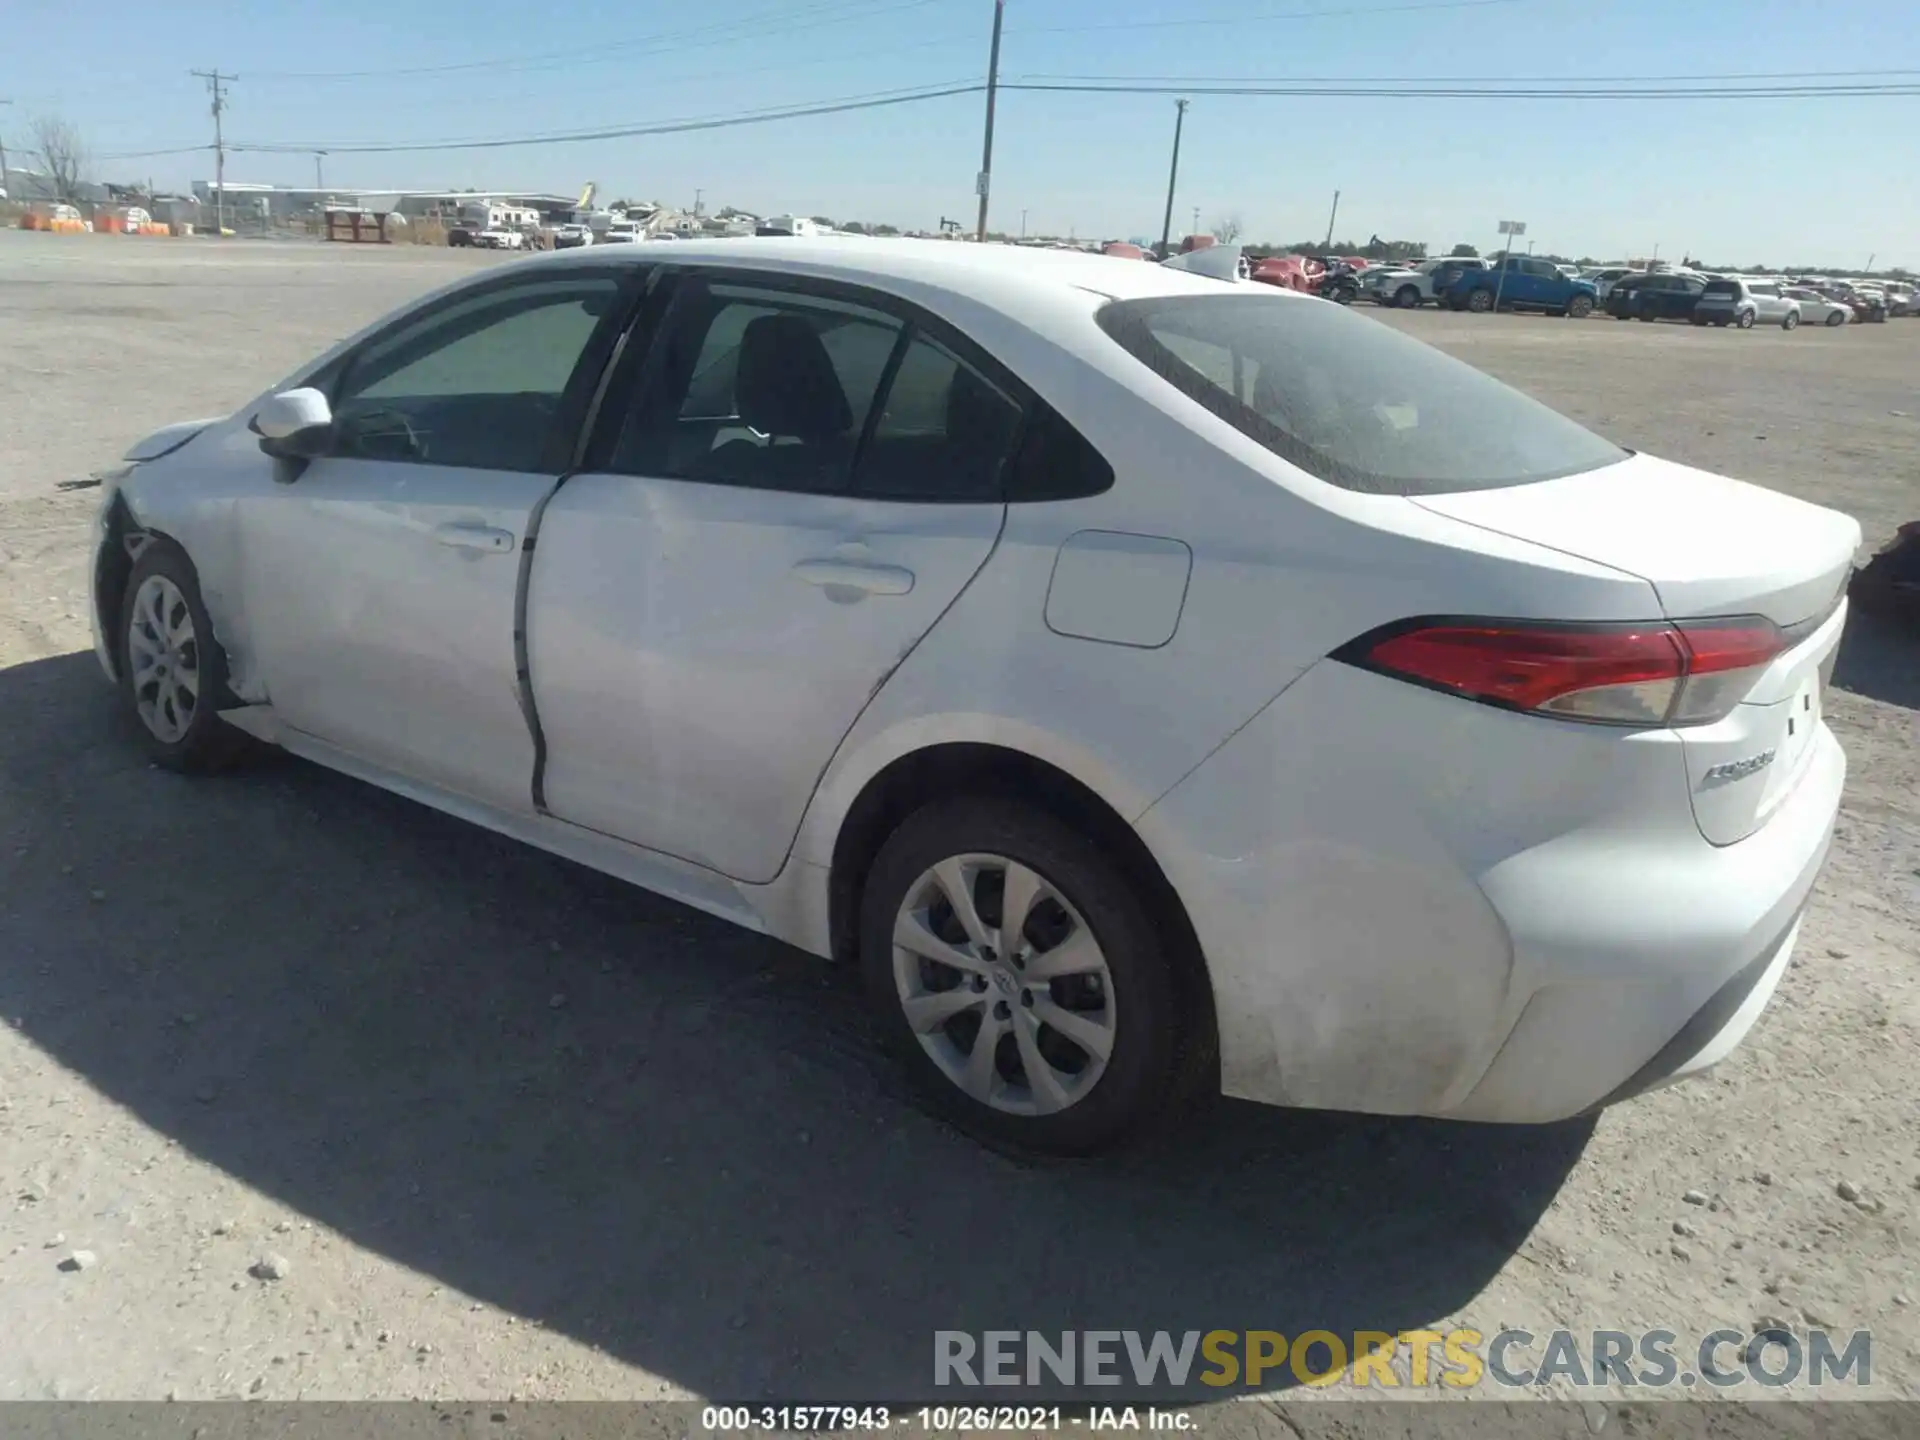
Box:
791 559 915 596
434 523 516 553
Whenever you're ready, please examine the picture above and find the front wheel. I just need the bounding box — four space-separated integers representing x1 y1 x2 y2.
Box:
117 540 248 772
1465 287 1495 314
860 798 1201 1154
1783 311 1800 331
1825 310 1846 327
1568 294 1594 318
1394 285 1422 309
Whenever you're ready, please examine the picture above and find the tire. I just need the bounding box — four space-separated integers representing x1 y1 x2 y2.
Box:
1394 285 1421 309
1825 310 1845 327
1736 310 1756 329
859 797 1200 1155
1639 312 1657 322
117 539 248 772
1465 287 1495 314
1568 293 1594 318
1690 316 1708 326
1782 311 1800 331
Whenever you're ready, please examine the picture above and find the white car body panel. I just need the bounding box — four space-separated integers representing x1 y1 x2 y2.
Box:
235 455 550 814
90 237 1858 1127
529 477 1006 884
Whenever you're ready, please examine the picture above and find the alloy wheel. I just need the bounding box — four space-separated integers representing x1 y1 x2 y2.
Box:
127 574 200 744
891 852 1116 1116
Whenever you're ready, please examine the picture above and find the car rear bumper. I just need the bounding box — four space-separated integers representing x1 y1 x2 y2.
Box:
1134 660 1844 1123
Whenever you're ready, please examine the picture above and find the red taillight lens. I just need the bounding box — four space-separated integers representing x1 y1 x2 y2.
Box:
1348 617 1787 727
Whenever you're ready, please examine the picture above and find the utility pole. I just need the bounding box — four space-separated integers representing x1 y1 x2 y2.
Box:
1157 97 1189 259
1191 205 1199 238
0 98 12 199
191 69 235 236
973 0 1006 241
314 151 326 192
1020 208 1027 239
694 187 703 219
1323 189 1341 249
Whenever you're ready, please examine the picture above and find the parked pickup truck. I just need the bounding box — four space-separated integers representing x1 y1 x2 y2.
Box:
1368 256 1488 308
1444 256 1598 317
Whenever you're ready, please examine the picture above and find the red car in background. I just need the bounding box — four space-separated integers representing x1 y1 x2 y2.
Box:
1249 254 1325 292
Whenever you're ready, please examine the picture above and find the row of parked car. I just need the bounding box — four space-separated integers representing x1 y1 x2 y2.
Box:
1356 255 1913 328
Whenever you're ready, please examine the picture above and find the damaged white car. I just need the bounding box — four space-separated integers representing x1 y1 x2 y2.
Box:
88 238 1857 1152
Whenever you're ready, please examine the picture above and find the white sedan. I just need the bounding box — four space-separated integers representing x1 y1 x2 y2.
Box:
1782 287 1852 327
88 239 1858 1153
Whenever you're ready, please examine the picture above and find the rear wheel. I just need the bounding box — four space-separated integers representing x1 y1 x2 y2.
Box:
859 798 1199 1154
117 540 248 772
1737 309 1756 329
1782 311 1800 331
1465 287 1495 314
1394 285 1421 309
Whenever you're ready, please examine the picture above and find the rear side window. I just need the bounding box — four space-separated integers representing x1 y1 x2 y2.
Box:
1096 292 1624 496
613 281 902 493
852 333 1024 502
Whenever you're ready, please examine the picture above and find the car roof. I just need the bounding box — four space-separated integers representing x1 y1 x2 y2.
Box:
532 234 1238 306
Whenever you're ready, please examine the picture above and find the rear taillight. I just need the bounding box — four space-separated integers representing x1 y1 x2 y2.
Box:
1341 617 1789 727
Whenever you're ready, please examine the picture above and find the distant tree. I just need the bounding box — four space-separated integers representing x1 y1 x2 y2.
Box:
810 215 835 227
841 220 867 234
31 113 88 201
872 223 900 236
1575 255 1598 267
1449 242 1479 258
1211 214 1244 245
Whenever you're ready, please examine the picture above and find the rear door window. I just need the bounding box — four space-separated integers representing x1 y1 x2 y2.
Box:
1096 292 1623 496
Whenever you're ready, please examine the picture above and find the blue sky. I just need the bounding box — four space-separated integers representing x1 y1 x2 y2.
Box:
6 0 1918 265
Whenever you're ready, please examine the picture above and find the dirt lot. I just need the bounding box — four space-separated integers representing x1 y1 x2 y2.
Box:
1 234 1916 1419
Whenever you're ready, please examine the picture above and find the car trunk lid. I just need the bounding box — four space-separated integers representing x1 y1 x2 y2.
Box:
1413 453 1860 844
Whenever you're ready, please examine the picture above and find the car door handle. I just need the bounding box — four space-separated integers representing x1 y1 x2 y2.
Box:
433 523 516 553
791 559 915 596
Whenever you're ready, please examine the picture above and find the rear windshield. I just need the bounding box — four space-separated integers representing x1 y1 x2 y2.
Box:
1095 292 1625 496
1703 280 1742 297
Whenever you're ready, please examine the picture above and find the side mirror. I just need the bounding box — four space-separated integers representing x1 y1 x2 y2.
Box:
248 388 334 461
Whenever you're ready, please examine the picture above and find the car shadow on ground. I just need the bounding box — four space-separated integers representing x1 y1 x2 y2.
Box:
1832 607 1920 711
0 651 1592 1402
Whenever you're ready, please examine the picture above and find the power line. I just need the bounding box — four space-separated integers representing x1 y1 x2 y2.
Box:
1015 0 1524 36
244 0 948 82
228 81 986 155
1003 79 1920 98
97 143 214 161
1017 67 1920 84
118 69 1920 172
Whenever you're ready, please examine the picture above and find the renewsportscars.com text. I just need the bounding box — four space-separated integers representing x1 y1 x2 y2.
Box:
934 1328 1872 1391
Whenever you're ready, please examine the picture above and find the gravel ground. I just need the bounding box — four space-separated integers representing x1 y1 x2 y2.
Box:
1 235 1916 1417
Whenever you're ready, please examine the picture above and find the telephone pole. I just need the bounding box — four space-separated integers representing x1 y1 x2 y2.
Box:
0 99 13 198
314 151 326 192
974 0 1006 241
1323 189 1341 249
190 69 235 235
1157 98 1189 259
